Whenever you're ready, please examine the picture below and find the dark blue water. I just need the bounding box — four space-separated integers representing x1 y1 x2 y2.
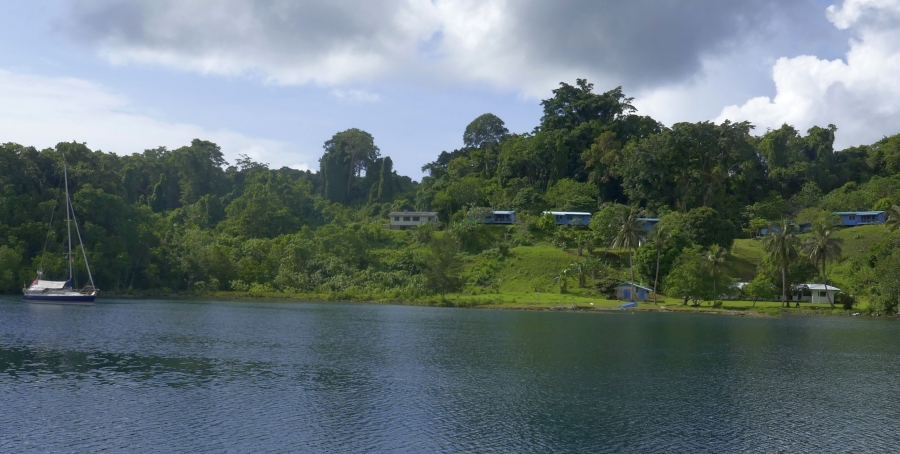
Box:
1 297 899 453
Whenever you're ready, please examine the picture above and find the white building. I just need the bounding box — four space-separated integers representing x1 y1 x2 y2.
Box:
387 211 439 230
802 284 841 304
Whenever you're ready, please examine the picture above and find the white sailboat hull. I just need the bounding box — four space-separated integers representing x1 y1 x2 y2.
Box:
23 288 97 303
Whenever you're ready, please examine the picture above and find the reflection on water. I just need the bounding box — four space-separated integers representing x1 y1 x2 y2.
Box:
1 297 899 452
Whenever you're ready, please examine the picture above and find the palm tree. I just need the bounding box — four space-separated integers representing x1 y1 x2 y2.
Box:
761 220 799 307
569 262 588 288
885 204 900 232
706 244 729 306
555 269 570 293
648 227 671 304
800 224 843 308
611 207 643 301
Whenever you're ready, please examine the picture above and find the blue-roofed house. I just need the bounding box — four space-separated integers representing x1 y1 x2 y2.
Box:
543 211 591 226
833 211 885 227
616 282 652 302
480 210 515 225
637 217 660 231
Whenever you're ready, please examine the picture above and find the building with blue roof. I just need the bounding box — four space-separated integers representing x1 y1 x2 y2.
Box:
543 211 591 226
480 210 516 225
833 211 885 227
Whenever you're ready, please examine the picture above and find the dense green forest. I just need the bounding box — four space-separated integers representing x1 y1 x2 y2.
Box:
2 79 900 312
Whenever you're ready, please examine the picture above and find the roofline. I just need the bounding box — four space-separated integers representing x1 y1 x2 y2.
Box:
543 211 592 216
388 212 438 216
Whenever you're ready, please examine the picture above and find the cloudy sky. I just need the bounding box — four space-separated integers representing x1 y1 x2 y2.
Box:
2 0 899 178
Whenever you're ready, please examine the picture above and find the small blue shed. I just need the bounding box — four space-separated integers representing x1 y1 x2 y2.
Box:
833 211 885 227
481 210 515 225
544 211 592 226
616 282 652 302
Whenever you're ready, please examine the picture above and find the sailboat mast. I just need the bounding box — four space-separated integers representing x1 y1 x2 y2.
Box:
70 195 95 290
63 162 73 282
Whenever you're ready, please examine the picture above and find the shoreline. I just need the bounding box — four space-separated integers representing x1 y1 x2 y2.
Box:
25 290 887 319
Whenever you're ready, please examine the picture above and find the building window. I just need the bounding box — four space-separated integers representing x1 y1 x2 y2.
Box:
849 215 856 221
394 216 400 221
413 217 420 222
403 217 411 221
819 291 827 297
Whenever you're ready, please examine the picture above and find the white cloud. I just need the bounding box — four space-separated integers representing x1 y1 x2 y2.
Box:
64 0 812 97
64 0 441 86
331 89 381 103
717 0 900 148
0 69 310 170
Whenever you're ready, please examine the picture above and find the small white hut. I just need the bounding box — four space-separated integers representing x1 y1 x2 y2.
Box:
804 284 840 304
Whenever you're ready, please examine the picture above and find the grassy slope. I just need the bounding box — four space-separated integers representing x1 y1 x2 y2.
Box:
448 224 890 313
211 225 889 315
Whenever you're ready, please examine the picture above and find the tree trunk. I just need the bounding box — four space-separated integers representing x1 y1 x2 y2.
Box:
629 249 635 302
713 275 717 306
782 266 787 308
654 248 661 304
824 258 834 309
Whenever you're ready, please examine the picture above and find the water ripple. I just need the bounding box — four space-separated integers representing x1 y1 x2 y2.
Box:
1 298 900 452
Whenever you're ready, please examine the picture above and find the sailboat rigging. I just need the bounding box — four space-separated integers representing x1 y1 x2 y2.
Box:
23 161 98 303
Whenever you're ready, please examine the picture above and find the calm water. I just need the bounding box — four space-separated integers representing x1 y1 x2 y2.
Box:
1 297 899 453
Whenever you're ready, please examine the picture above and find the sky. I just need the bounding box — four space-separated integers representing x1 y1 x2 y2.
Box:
1 0 899 179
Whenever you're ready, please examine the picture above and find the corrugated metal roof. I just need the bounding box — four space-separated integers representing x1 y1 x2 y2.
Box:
543 211 591 216
801 284 840 291
388 211 438 216
618 282 653 291
833 211 884 215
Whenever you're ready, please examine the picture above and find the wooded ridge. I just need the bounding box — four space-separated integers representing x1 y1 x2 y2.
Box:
2 79 900 313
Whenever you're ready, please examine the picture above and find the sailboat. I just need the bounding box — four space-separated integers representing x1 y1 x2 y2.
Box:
23 162 98 303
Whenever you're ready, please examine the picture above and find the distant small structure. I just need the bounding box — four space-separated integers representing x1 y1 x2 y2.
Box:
543 211 591 226
721 281 749 300
637 217 660 231
480 210 515 225
833 211 885 227
387 211 439 230
793 284 841 304
760 222 809 236
616 282 652 302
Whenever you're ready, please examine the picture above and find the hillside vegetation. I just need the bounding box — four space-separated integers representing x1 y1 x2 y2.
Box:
3 77 900 315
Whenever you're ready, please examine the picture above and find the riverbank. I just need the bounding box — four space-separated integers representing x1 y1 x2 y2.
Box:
89 289 885 318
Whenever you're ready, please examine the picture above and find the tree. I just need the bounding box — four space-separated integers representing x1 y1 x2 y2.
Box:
424 234 462 299
870 247 900 315
569 261 589 288
665 246 715 306
555 269 570 293
762 220 800 307
590 203 626 255
544 178 599 212
540 80 635 131
744 272 779 307
320 129 380 204
800 224 843 308
647 227 671 304
611 206 643 300
463 114 508 150
886 204 900 233
705 244 730 306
